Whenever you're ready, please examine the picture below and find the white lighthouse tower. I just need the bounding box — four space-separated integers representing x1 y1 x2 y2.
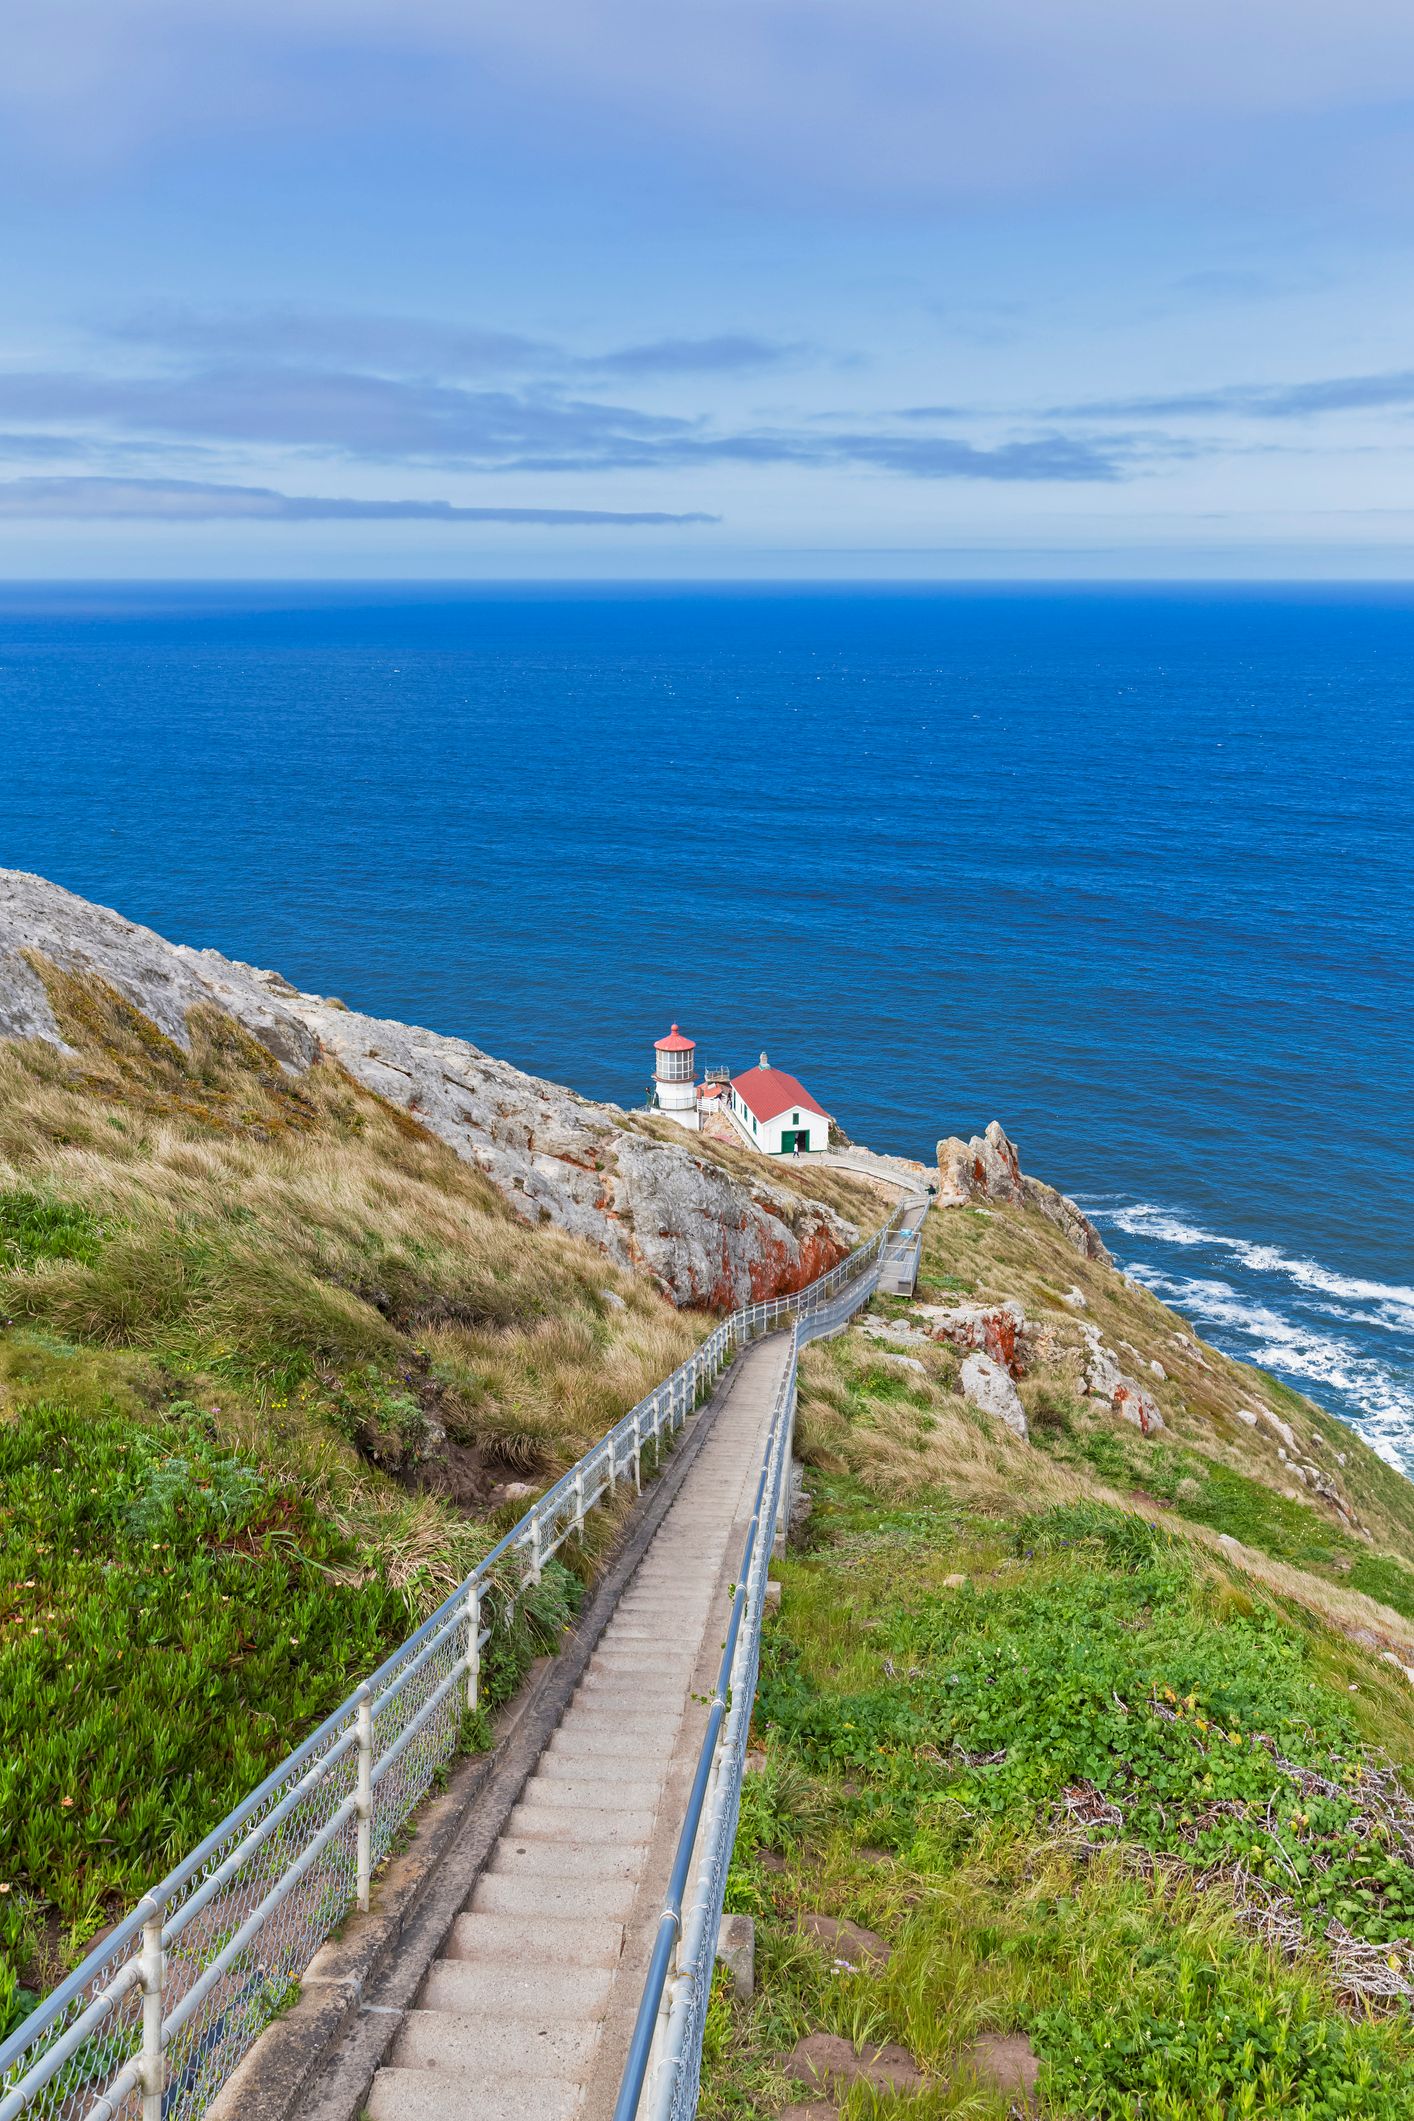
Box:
653 1024 699 1130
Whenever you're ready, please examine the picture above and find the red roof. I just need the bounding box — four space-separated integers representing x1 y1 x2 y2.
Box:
731 1063 829 1125
654 1023 695 1052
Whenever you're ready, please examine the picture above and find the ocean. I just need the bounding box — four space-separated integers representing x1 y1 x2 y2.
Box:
1 583 1410 1470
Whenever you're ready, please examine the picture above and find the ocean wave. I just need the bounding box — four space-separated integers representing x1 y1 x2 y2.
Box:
1126 1260 1414 1473
1081 1197 1414 1328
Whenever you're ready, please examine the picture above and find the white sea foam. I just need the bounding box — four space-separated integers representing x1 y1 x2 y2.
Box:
1085 1193 1414 1476
1088 1199 1414 1326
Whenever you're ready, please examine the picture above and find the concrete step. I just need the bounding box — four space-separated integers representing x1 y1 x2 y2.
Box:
546 1729 667 1765
470 1871 637 1921
365 2067 580 2121
420 1958 614 2019
506 1801 657 1844
575 1675 687 1703
515 1773 665 1807
557 1704 679 1735
443 1910 624 1968
532 1758 663 1795
490 1838 645 1880
584 1644 692 1668
392 2007 596 2075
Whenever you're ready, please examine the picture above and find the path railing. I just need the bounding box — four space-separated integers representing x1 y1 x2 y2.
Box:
614 1196 930 2121
0 1209 902 2121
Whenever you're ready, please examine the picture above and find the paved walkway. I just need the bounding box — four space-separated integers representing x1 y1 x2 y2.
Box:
363 1337 791 2121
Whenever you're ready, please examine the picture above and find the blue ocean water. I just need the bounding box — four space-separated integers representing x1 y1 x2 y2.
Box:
1 583 1410 1469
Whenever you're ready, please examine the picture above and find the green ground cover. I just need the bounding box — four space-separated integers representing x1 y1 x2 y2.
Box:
0 1372 581 2038
703 1478 1414 2119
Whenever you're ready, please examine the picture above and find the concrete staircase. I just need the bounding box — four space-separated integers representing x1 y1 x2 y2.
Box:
363 1340 788 2121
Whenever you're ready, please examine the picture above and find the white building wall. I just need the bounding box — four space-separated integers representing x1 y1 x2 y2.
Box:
726 1090 826 1154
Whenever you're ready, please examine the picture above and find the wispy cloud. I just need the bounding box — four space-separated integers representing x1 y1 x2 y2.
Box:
1055 369 1414 420
0 366 691 466
588 334 802 376
0 355 1137 483
107 306 555 377
0 475 717 524
104 307 805 383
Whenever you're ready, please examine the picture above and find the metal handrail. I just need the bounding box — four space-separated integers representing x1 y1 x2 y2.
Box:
615 1194 930 2121
0 1205 903 2121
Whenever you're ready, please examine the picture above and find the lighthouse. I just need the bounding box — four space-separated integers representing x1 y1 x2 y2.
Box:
653 1023 699 1130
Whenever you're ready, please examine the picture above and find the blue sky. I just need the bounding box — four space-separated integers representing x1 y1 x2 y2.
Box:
5 1 1414 577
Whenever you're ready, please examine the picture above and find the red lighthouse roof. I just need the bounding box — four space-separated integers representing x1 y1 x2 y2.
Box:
654 1023 696 1052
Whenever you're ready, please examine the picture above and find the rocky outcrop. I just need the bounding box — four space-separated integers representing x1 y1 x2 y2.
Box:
959 1351 1029 1439
935 1120 1111 1264
1081 1324 1164 1434
916 1298 1027 1375
0 870 855 1310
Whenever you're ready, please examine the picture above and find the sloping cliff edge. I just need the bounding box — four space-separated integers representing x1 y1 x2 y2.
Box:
0 870 860 1309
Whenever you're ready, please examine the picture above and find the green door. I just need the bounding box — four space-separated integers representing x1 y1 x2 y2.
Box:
780 1129 800 1153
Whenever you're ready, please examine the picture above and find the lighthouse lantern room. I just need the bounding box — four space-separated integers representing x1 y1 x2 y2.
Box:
653 1023 699 1130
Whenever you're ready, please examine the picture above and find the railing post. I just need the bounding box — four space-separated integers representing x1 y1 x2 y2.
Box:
529 1510 543 1586
355 1686 374 1913
139 1900 165 2121
632 1409 642 1492
574 1463 586 1542
465 1582 481 1713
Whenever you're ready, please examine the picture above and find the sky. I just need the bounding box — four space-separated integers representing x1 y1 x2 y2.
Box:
5 1 1414 577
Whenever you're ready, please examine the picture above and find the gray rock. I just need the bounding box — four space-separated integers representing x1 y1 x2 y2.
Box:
716 1914 755 2001
1021 1172 1112 1263
934 1120 1110 1262
1061 1285 1088 1309
1255 1407 1298 1453
0 869 857 1310
1083 1326 1163 1434
1113 1379 1164 1435
959 1352 1029 1439
860 1317 930 1349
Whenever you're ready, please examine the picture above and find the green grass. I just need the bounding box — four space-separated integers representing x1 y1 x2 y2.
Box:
700 1477 1414 2118
0 1188 102 1271
1036 1419 1414 1625
0 1383 587 2039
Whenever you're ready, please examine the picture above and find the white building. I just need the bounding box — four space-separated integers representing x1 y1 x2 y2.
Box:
727 1053 830 1155
652 1023 700 1130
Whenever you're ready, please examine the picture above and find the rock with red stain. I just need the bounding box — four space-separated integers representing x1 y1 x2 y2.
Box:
935 1119 1110 1263
1113 1378 1165 1435
918 1297 1027 1374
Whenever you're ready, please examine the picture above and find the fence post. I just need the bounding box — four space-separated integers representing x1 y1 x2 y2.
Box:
355 1687 374 1913
465 1582 481 1713
529 1511 543 1586
632 1409 642 1492
574 1463 586 1542
139 1900 165 2121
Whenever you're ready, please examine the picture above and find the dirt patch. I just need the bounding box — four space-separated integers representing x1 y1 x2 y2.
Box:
784 2032 924 2096
798 1912 890 1968
959 2031 1040 2110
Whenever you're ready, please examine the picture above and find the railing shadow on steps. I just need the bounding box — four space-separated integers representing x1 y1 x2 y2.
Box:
614 1196 929 2121
0 1207 906 2121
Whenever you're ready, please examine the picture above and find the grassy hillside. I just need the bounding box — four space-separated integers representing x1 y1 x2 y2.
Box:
703 1194 1414 2119
0 962 881 2033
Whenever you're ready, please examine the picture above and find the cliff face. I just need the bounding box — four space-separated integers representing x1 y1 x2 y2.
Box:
937 1118 1112 1262
0 870 855 1308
